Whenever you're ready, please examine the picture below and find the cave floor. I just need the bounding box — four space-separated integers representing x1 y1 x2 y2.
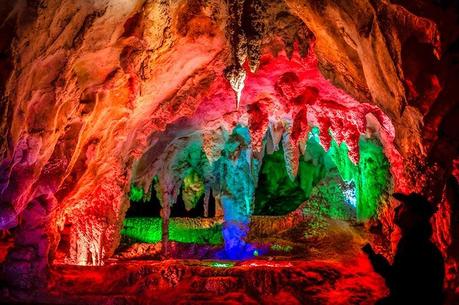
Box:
0 218 391 305
2 256 387 305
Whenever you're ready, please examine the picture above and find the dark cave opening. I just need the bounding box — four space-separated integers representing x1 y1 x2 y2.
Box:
125 184 216 218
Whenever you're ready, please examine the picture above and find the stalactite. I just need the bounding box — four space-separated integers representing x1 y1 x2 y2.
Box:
225 0 246 108
282 126 300 180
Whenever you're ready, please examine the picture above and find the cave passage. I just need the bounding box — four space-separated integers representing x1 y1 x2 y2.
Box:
255 127 391 220
123 175 221 245
121 126 391 255
127 177 216 218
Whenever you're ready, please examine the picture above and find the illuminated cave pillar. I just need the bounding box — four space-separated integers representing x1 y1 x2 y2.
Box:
154 175 181 258
214 126 259 259
160 195 171 258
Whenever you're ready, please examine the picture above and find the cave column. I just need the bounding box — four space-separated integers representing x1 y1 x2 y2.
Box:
203 183 210 218
215 127 259 259
160 194 170 258
156 176 180 258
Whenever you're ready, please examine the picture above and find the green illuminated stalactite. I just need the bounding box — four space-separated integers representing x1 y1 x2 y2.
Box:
356 138 391 220
326 141 357 182
123 128 391 246
328 137 391 221
300 132 328 194
182 171 205 211
129 185 144 202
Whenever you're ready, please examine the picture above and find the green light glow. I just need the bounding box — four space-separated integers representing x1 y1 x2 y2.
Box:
208 262 235 268
182 170 205 211
121 217 223 245
255 130 390 221
327 137 391 221
129 185 144 202
270 244 293 252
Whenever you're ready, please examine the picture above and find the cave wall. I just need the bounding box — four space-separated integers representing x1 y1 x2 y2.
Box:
0 0 457 292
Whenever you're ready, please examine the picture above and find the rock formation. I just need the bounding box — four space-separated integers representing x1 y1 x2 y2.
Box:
0 0 457 302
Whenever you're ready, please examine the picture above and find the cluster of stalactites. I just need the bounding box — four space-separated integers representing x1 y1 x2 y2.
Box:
224 0 314 108
131 126 262 259
224 0 259 108
133 114 393 215
129 89 397 256
245 106 396 183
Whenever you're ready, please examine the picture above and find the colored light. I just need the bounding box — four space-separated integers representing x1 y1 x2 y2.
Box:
213 126 260 260
328 137 391 221
182 170 205 211
209 262 235 268
242 261 294 268
254 129 390 221
122 217 223 245
129 185 144 202
124 128 390 255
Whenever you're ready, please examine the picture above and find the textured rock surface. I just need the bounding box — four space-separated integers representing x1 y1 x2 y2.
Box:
6 257 386 305
0 0 457 302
